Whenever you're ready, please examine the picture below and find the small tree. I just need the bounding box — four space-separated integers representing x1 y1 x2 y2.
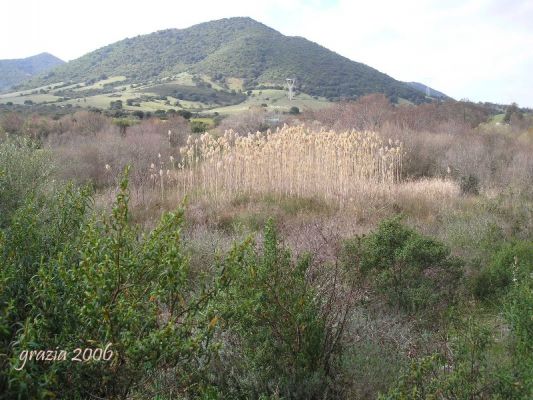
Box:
113 118 133 136
110 100 123 110
289 106 300 115
503 102 522 123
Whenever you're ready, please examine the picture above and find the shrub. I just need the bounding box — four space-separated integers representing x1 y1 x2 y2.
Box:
0 112 26 134
380 318 494 399
343 216 462 313
2 171 224 399
382 270 533 399
289 106 300 115
473 240 533 301
191 120 209 133
0 137 54 228
210 218 345 398
498 264 533 398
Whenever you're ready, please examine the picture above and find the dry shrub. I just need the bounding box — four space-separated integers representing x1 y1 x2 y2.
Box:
381 121 533 192
0 112 25 134
59 110 112 136
177 125 403 206
128 115 190 147
215 106 281 134
1 112 62 139
310 94 393 132
50 127 176 189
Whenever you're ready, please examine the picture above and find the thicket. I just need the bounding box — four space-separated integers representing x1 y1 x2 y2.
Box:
342 216 462 315
1 96 532 399
0 139 354 399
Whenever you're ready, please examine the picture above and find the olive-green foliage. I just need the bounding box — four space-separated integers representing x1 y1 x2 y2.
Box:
211 219 331 399
0 183 90 397
342 216 462 313
1 169 224 399
0 136 54 228
191 120 209 133
0 136 340 399
289 106 300 115
503 102 522 123
379 319 494 399
381 269 533 399
473 240 533 301
499 266 533 398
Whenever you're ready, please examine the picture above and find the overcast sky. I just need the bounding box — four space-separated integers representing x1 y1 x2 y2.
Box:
2 0 532 106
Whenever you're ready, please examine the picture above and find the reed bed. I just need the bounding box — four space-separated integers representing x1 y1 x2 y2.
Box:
175 125 404 206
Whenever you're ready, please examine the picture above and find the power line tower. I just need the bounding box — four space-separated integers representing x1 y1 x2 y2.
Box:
286 78 295 101
426 85 431 97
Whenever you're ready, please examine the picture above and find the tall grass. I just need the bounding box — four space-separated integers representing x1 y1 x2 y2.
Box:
177 125 403 206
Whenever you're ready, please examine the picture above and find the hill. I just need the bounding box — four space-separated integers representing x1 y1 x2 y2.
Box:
26 17 426 103
406 81 449 100
0 53 64 91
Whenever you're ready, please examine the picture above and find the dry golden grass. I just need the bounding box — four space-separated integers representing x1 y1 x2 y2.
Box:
176 124 404 206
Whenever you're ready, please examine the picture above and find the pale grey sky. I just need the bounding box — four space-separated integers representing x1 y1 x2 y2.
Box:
2 0 532 106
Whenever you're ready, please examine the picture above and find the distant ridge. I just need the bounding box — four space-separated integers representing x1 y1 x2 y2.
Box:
406 81 450 100
0 53 65 91
25 17 428 103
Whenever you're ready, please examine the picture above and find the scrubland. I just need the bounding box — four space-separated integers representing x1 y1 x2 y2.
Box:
1 95 532 399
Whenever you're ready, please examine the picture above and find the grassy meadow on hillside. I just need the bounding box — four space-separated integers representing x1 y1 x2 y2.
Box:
1 95 532 399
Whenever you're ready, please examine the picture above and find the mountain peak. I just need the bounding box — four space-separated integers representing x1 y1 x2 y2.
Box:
15 18 428 103
0 53 64 91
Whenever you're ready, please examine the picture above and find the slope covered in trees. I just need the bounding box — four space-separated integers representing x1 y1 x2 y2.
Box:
27 17 427 102
0 53 64 91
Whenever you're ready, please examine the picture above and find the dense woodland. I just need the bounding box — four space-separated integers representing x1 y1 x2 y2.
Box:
0 96 532 399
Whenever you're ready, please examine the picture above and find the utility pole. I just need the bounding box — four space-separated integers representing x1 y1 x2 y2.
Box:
286 78 295 101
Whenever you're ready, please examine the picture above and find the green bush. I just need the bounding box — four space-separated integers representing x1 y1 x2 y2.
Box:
342 216 462 313
210 219 336 398
380 318 494 399
473 240 533 301
498 266 533 398
1 171 225 399
191 120 209 133
0 136 54 228
0 148 346 398
381 270 533 399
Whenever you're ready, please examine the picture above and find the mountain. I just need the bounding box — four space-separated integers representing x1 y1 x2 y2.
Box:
406 82 449 100
0 53 65 91
27 18 426 103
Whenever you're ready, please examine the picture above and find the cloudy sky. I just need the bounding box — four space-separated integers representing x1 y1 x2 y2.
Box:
2 0 532 106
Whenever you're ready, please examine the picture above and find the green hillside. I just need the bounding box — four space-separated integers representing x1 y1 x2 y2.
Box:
406 81 450 100
0 53 64 91
26 17 426 103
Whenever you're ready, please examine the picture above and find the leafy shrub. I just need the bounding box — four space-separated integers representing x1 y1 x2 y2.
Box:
382 269 533 399
210 218 341 398
380 319 494 399
498 266 533 398
0 183 90 397
191 120 209 133
342 216 462 313
0 136 54 228
289 106 300 115
1 171 225 399
473 240 533 301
